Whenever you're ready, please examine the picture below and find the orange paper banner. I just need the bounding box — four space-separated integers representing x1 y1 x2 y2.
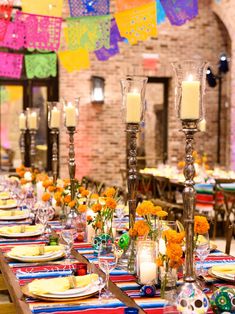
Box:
58 49 90 72
115 2 157 45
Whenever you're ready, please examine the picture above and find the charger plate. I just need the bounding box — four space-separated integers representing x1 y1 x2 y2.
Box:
22 284 98 302
208 267 235 283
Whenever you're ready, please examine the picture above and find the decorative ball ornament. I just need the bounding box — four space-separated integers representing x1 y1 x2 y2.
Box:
118 233 130 250
92 233 113 254
210 287 235 314
177 282 209 313
140 285 156 297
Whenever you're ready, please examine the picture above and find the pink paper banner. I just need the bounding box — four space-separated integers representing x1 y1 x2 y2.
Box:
0 52 23 78
0 0 13 41
15 11 62 51
0 21 24 50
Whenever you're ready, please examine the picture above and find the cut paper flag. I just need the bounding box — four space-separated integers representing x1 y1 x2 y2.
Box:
142 53 159 70
58 49 90 72
157 0 166 24
115 0 153 12
95 18 124 61
68 0 110 17
25 53 57 79
0 52 23 78
0 21 24 50
66 15 111 51
160 0 198 26
0 0 13 41
22 0 63 17
115 2 157 45
15 11 62 51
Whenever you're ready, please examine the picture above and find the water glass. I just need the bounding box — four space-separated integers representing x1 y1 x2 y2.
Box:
60 229 76 259
195 232 210 276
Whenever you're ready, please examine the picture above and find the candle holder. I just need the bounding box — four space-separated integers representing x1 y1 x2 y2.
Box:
120 76 148 228
19 111 27 165
26 108 40 169
48 102 61 184
172 61 209 313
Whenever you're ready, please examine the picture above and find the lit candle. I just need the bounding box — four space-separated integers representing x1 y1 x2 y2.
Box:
87 224 95 243
36 181 44 202
19 113 26 130
139 261 157 285
51 106 60 128
28 111 37 129
126 92 141 123
198 118 206 132
181 75 200 120
65 102 76 127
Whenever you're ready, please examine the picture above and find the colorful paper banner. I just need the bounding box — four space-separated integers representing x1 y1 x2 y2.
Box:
115 0 153 12
15 11 62 51
68 0 110 17
25 53 57 78
160 0 198 26
0 52 23 79
0 0 13 41
95 18 124 61
22 0 63 17
115 2 157 45
0 21 24 50
58 49 90 72
157 0 166 24
66 15 111 51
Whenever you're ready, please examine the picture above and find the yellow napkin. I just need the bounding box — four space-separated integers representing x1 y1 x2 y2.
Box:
28 274 98 295
0 224 42 234
212 264 235 274
0 199 17 206
0 192 10 199
10 245 63 257
0 210 25 217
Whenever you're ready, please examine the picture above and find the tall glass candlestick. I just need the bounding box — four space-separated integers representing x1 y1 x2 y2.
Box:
19 111 27 165
121 76 148 228
48 102 61 184
172 60 209 313
26 108 39 169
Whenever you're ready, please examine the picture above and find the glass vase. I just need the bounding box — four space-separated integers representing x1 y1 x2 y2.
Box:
137 240 157 285
160 266 177 301
75 212 87 243
127 238 136 274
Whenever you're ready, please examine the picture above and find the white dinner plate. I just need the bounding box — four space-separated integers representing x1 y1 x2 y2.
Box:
6 249 64 262
49 285 91 296
0 210 29 221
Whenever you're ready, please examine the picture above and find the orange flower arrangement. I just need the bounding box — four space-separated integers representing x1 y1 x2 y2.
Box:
156 210 168 218
68 200 76 208
103 187 116 198
43 179 53 189
163 229 185 244
48 185 57 193
105 197 117 210
129 220 150 238
90 193 99 199
194 215 210 235
63 194 71 204
81 189 89 197
92 203 102 213
78 204 87 213
42 192 51 202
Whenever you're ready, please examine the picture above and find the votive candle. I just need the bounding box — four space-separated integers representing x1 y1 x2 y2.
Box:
65 102 76 127
51 106 60 128
181 75 200 120
28 111 37 129
126 92 141 123
19 113 26 130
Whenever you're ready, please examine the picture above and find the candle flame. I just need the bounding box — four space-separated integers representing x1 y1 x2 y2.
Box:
187 74 194 81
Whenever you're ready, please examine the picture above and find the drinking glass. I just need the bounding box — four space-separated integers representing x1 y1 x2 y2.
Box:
88 262 106 302
98 243 118 299
195 232 210 276
60 228 76 259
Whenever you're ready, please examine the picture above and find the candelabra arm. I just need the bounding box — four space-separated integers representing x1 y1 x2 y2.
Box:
29 129 37 170
19 130 26 165
126 123 139 228
67 127 76 201
51 128 59 184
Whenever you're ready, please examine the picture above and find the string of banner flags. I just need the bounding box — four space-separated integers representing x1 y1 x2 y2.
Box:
0 0 222 79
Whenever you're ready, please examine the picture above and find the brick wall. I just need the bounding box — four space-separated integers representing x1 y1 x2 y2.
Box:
59 0 232 185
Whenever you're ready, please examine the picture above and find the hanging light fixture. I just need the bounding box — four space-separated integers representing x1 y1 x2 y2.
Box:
91 76 105 104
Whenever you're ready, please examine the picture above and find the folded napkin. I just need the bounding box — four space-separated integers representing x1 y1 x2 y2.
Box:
0 192 10 199
0 199 17 206
10 245 63 257
0 224 42 234
212 264 235 281
28 274 98 295
0 210 25 217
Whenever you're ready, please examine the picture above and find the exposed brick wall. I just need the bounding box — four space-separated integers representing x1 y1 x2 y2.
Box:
59 0 232 185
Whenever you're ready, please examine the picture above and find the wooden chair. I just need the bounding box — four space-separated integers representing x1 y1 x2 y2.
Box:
0 275 16 314
138 173 154 200
213 179 235 254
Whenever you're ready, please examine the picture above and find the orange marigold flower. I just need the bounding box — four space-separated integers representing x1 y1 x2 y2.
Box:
42 192 51 202
54 191 62 201
166 243 183 261
129 227 138 238
95 221 103 229
194 216 210 234
64 195 71 204
79 186 85 193
90 193 99 199
78 204 87 213
156 257 163 267
177 161 185 169
56 200 61 206
104 187 116 197
136 200 155 216
87 215 93 222
55 187 64 193
68 200 76 208
81 189 89 197
43 179 53 189
156 210 168 218
133 220 150 237
151 205 163 215
20 178 27 185
169 258 183 269
63 179 70 188
48 186 56 192
105 197 117 209
163 230 185 244
92 203 102 213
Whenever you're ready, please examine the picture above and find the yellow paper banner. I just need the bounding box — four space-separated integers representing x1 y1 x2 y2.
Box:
22 0 63 17
58 49 90 72
115 2 157 45
115 0 153 12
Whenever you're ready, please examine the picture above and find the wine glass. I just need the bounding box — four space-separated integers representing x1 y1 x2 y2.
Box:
88 262 106 302
60 228 76 259
195 232 210 276
36 207 50 239
98 243 118 299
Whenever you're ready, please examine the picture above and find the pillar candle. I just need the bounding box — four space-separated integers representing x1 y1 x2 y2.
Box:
198 118 206 132
51 107 60 128
19 113 26 130
87 224 95 243
126 92 141 123
28 112 37 129
36 181 44 202
65 102 76 127
139 261 157 284
181 76 200 120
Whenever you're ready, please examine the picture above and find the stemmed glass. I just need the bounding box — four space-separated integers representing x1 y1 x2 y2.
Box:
36 207 49 239
60 228 76 259
98 243 118 299
88 262 106 302
195 232 210 276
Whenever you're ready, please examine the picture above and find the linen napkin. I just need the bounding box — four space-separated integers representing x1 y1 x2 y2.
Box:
0 224 43 234
0 192 10 199
211 264 235 281
28 274 98 295
10 245 63 257
0 209 26 217
0 199 17 206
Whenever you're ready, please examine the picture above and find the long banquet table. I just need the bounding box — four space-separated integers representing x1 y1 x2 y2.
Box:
0 219 235 314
